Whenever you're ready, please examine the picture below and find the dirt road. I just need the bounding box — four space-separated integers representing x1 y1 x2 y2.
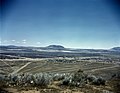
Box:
10 62 31 75
89 65 119 72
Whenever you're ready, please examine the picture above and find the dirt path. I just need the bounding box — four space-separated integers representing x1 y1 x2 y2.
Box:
10 62 31 75
1 60 14 70
88 65 119 72
21 61 48 73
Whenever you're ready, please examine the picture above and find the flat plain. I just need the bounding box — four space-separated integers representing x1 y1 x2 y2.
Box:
0 46 120 93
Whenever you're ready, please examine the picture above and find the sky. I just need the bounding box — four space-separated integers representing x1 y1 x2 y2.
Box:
0 0 120 49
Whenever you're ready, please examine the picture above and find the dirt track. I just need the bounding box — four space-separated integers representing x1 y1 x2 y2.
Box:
90 65 119 72
10 62 31 75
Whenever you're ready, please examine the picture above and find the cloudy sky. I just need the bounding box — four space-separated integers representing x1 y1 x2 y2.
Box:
1 0 120 49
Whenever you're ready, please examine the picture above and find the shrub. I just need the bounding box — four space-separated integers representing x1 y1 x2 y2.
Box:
62 69 87 87
86 75 106 85
0 74 6 87
0 71 106 88
87 75 97 83
0 73 53 87
33 73 52 86
53 73 66 81
62 75 73 86
92 77 106 85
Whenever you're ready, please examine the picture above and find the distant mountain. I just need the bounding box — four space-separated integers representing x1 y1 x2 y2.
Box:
46 45 65 50
111 47 120 51
0 45 120 53
0 45 120 59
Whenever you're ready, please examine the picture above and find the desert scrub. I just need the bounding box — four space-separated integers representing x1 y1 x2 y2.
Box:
0 71 106 88
0 74 7 87
0 73 53 87
52 73 69 81
92 77 106 85
62 69 106 87
62 69 87 87
87 75 106 85
33 73 53 86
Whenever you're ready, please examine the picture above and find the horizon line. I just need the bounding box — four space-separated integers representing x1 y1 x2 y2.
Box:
0 44 119 50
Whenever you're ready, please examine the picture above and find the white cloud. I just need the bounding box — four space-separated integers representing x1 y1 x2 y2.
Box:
23 42 26 44
12 40 15 42
22 40 27 44
22 39 26 42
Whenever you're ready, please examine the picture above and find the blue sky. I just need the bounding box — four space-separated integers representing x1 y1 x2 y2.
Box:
1 0 120 49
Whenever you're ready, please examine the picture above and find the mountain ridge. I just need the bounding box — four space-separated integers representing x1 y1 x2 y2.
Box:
0 44 120 50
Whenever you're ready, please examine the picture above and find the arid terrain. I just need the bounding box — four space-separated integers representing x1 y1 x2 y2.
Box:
0 45 120 93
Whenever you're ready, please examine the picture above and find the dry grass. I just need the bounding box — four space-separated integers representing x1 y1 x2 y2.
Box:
0 58 119 93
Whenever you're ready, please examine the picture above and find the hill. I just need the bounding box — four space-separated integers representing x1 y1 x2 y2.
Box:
46 45 65 50
111 47 120 51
